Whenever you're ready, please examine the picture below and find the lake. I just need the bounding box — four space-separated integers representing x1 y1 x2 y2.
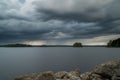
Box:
0 47 120 80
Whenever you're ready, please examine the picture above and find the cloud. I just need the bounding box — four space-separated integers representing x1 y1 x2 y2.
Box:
65 34 120 45
0 0 120 45
34 0 118 22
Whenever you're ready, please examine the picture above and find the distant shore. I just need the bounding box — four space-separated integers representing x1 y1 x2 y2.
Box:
1 38 120 48
0 45 106 47
0 44 106 47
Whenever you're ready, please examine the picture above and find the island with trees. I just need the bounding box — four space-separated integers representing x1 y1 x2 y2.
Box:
73 42 82 47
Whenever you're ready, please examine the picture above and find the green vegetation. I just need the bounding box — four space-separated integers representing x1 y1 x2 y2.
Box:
107 38 120 47
73 42 82 47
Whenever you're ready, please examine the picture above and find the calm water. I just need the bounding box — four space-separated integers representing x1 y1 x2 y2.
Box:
0 47 120 80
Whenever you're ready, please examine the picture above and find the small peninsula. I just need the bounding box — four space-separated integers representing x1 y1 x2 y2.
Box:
107 38 120 47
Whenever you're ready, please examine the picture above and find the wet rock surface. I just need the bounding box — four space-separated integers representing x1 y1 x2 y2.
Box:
15 59 120 80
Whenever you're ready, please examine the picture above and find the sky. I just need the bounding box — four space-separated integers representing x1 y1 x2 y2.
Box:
0 0 120 45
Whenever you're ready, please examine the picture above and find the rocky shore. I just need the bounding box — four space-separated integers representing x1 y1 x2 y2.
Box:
15 59 120 80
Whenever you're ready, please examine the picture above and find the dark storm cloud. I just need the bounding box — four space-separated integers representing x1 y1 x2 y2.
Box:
34 0 120 37
34 0 120 22
0 0 120 45
0 20 52 43
36 6 105 22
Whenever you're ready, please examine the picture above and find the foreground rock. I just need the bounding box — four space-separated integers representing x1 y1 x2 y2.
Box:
81 72 103 80
15 71 55 80
15 69 81 80
81 59 120 80
15 59 120 80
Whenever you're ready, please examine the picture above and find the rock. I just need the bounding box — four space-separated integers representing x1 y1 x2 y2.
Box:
69 76 81 80
15 71 55 80
111 69 120 80
55 71 68 79
81 72 107 80
92 59 120 79
56 79 70 80
68 69 81 80
81 72 92 80
15 73 38 80
15 70 81 80
68 69 80 77
15 59 120 80
55 69 81 80
80 59 120 80
35 71 55 80
55 70 80 80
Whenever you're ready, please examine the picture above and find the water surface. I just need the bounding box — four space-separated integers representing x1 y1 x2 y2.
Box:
0 47 120 80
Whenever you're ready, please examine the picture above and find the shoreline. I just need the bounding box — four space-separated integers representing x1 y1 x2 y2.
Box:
15 59 120 80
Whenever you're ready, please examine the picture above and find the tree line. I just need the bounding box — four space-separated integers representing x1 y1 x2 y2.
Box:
107 38 120 47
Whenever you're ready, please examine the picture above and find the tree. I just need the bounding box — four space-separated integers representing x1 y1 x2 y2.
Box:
73 42 82 47
107 38 120 47
107 40 112 47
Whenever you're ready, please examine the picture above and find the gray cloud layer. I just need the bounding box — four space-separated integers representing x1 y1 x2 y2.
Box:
0 0 120 45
